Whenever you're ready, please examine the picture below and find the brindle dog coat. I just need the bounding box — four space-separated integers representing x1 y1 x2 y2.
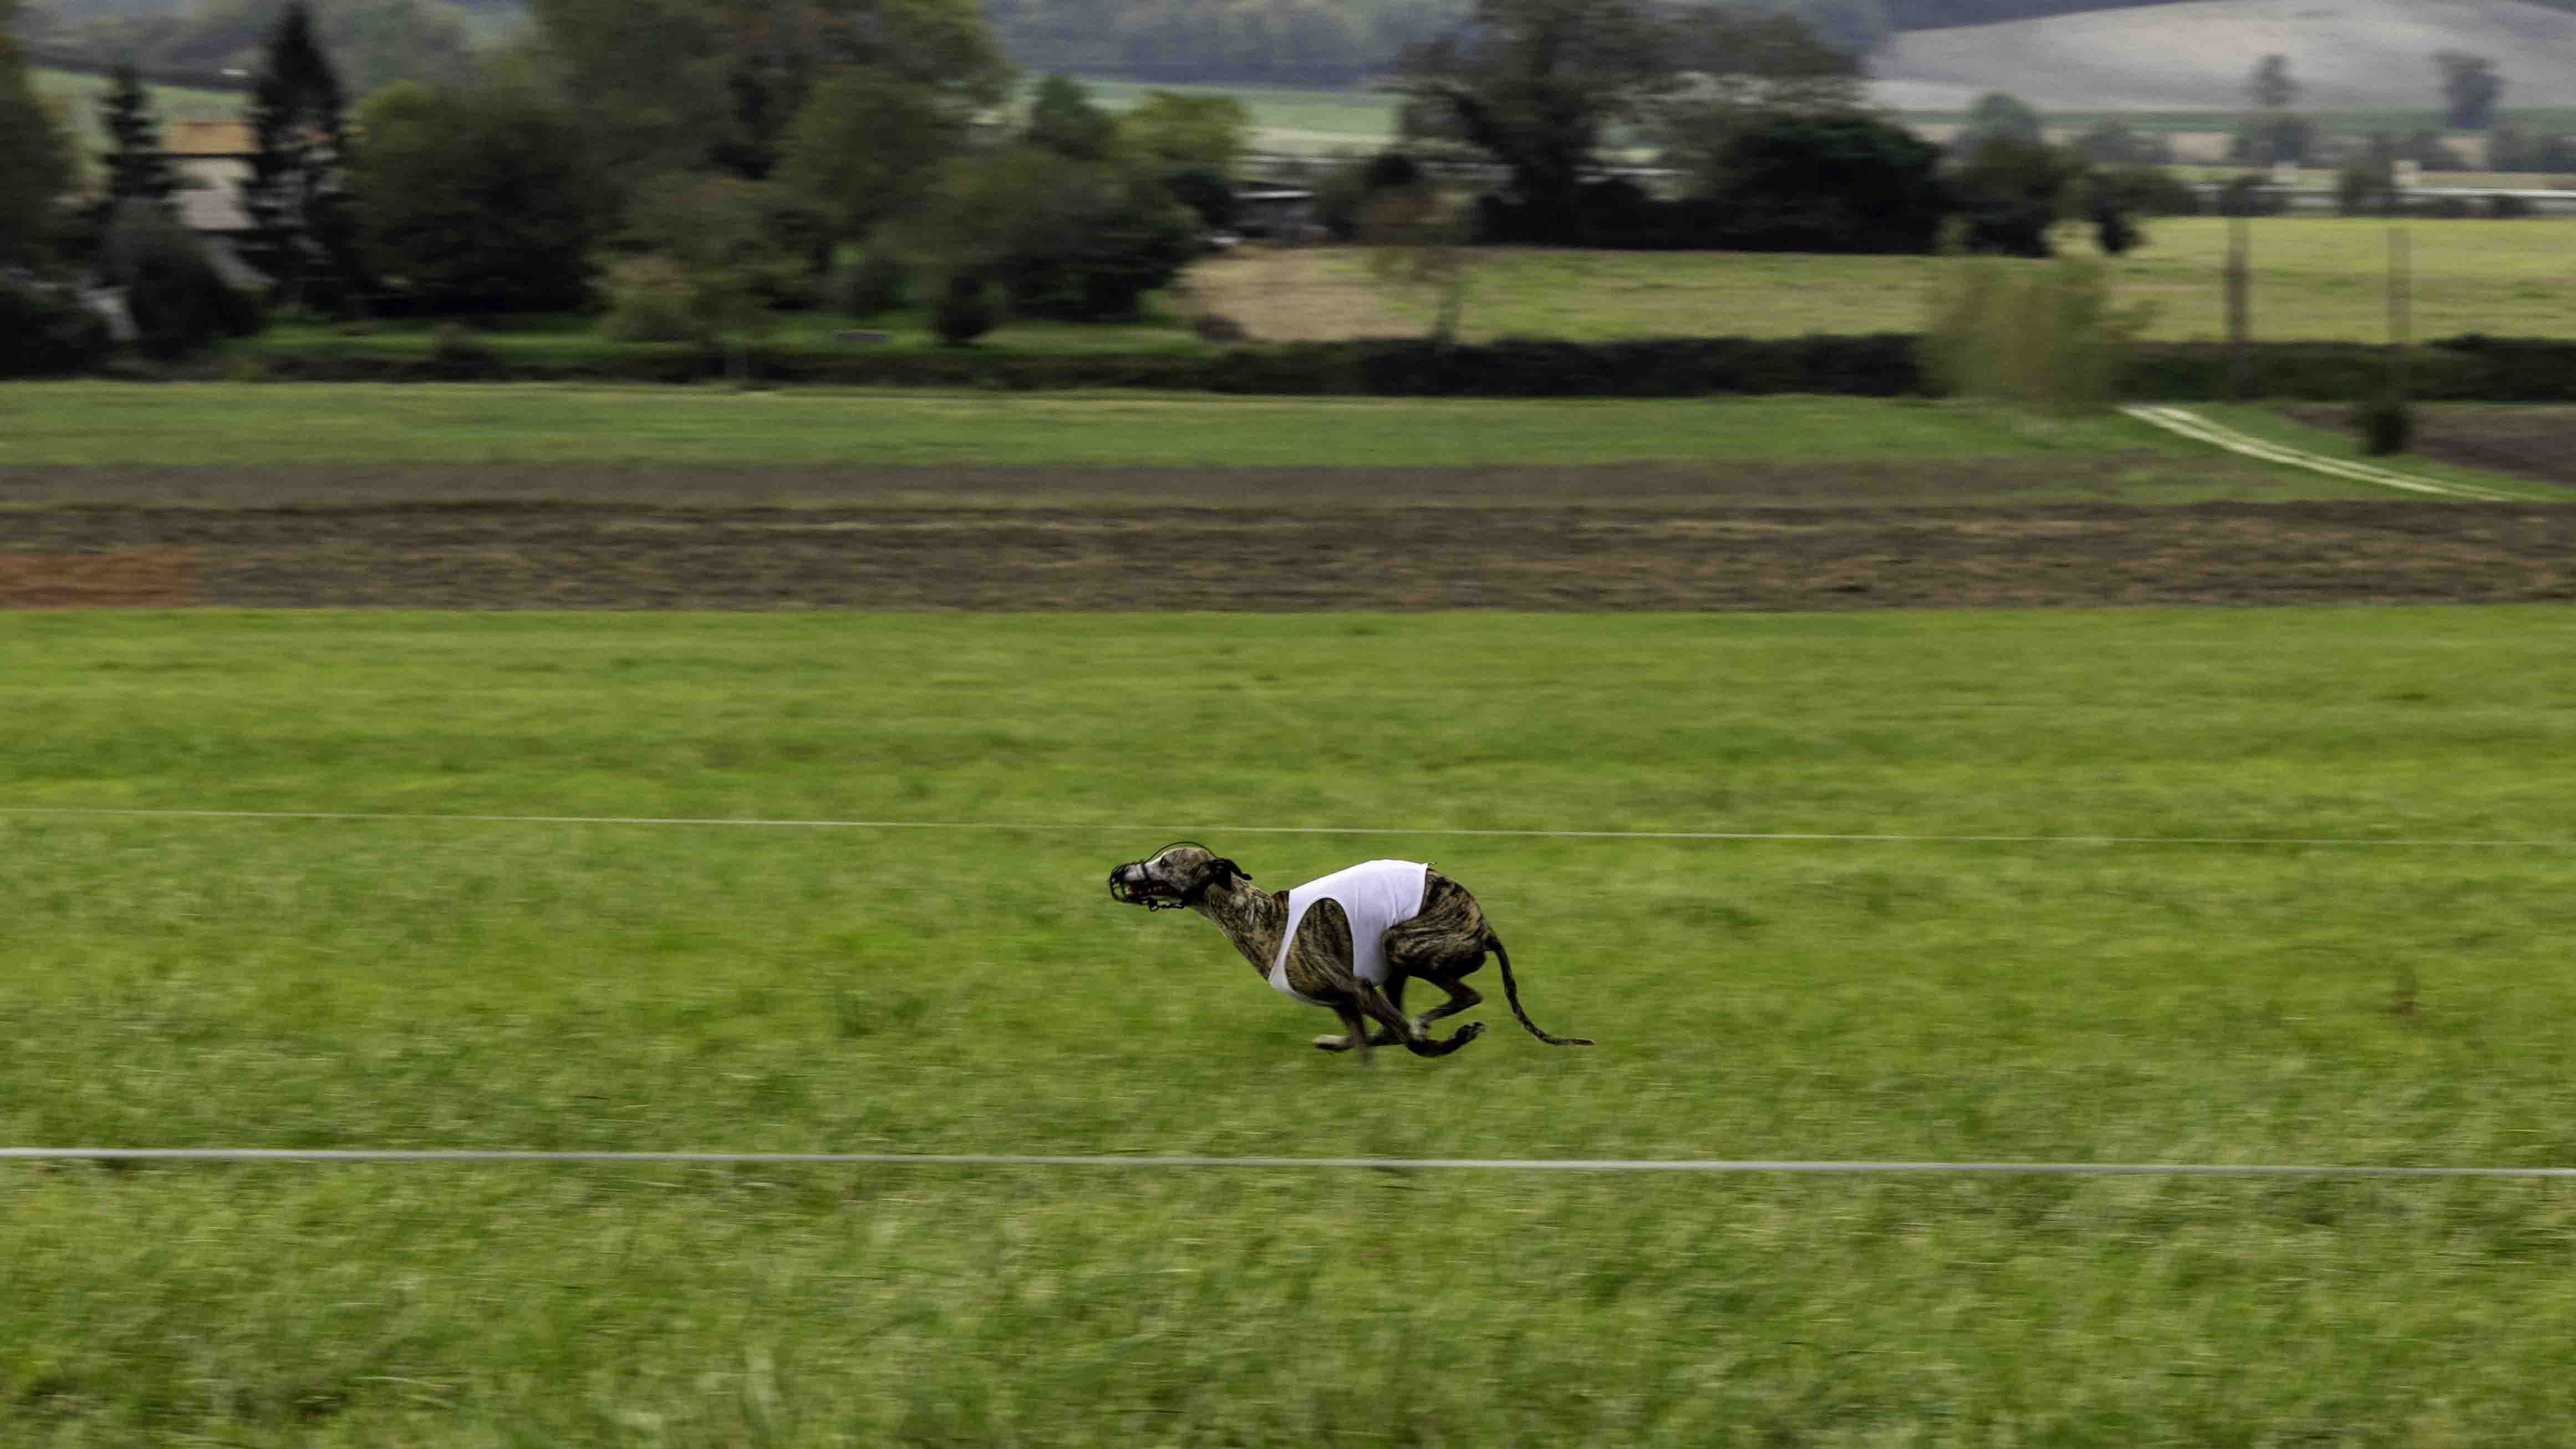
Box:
1108 843 1594 1063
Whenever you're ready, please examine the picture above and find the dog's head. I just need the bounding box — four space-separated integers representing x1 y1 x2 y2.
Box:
1108 842 1251 912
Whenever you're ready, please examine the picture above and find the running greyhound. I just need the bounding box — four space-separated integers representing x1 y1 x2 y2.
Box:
1108 842 1593 1064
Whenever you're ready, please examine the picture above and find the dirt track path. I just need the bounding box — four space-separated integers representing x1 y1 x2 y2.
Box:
9 500 2576 611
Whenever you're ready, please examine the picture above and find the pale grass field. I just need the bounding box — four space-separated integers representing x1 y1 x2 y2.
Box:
1197 217 2576 344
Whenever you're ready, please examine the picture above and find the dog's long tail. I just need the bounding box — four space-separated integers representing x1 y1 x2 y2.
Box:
1488 932 1593 1046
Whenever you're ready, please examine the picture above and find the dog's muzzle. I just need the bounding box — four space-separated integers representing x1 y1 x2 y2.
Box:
1108 861 1180 910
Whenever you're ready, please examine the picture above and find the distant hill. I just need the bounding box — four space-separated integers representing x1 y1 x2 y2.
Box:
32 0 2576 108
1872 0 2576 111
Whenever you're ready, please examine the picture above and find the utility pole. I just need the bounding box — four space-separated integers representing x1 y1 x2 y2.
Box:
2386 221 2411 401
2224 210 2251 401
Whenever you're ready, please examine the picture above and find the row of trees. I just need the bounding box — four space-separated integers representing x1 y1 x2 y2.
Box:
6 0 2196 372
7 0 1245 363
1384 0 2157 257
2232 50 2508 167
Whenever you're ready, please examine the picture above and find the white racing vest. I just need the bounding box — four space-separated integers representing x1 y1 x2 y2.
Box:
1267 860 1430 1006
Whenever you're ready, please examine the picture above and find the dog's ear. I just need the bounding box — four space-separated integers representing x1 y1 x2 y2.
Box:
1208 857 1249 884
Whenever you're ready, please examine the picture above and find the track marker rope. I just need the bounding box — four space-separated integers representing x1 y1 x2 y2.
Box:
0 805 2564 850
5 1148 2575 1177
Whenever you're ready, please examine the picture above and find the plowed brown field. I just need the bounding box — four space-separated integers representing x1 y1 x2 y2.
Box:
7 460 2575 610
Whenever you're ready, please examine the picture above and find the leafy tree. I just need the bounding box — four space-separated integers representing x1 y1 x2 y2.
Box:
2435 50 2501 131
928 272 996 344
1357 166 1473 343
241 1 368 308
0 271 113 376
1158 166 1238 231
1118 89 1250 172
778 63 978 257
1947 133 2085 257
2248 52 2295 111
2487 125 2576 174
103 197 264 359
892 142 1199 320
605 172 803 380
0 0 77 268
1923 254 2151 416
96 59 179 207
1393 0 1671 240
2067 119 2171 166
1951 90 2041 156
1026 73 1121 160
2228 113 2313 166
1648 7 1867 183
526 0 1011 187
1702 110 1947 253
2335 135 2400 216
350 79 608 313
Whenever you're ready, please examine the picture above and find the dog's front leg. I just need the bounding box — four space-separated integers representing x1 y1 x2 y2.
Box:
1328 1004 1376 1066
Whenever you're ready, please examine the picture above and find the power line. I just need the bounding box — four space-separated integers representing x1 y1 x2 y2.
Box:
2 807 2562 850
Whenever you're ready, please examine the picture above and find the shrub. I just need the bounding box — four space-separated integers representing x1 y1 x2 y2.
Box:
931 274 998 346
0 272 114 377
895 145 1201 322
598 255 702 343
1315 150 1422 242
837 252 909 318
2354 393 2412 455
425 322 501 378
1923 256 2155 414
351 80 606 315
1191 312 1249 342
106 201 263 361
1159 166 1240 233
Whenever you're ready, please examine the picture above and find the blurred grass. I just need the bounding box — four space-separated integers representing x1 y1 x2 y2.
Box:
9 607 2576 1441
0 385 2216 468
1300 216 2576 344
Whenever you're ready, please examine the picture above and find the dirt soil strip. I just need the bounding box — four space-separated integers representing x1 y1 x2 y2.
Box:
0 458 2242 510
9 502 2576 611
2281 404 2576 489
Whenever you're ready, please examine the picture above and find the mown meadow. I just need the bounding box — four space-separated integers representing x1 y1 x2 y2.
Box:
10 606 2576 1445
4 384 2554 509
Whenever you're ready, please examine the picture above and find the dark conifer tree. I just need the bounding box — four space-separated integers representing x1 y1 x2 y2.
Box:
242 2 368 309
99 60 180 207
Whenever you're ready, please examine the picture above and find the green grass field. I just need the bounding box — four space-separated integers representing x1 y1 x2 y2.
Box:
1320 216 2576 344
11 607 2576 1445
0 384 2220 468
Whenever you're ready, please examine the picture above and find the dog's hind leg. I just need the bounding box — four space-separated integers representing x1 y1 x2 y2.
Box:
1412 975 1484 1033
1356 979 1484 1058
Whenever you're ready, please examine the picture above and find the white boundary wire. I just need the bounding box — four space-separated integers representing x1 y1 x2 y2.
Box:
0 806 2563 849
10 805 2568 1178
4 1148 2575 1177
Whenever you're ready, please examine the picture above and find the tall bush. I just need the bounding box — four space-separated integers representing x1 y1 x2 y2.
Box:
103 199 265 360
0 273 113 377
1922 255 2154 415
